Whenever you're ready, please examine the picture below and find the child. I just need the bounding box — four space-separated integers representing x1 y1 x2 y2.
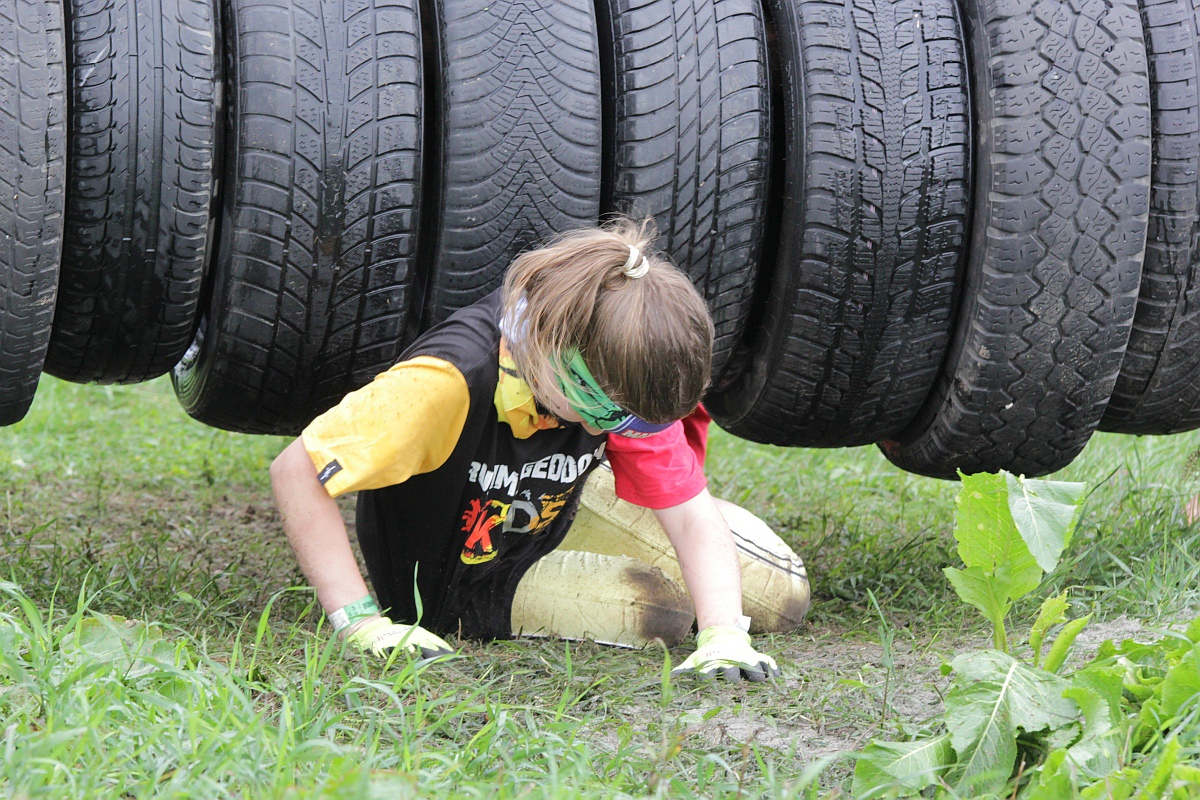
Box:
270 219 792 681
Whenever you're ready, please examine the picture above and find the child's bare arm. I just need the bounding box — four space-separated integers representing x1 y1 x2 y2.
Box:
652 488 743 629
270 438 371 613
271 438 455 659
654 488 779 680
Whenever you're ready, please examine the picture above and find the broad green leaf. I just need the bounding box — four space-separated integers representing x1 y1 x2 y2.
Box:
1041 719 1084 753
1078 768 1139 800
1160 644 1200 722
1005 474 1086 574
1044 616 1091 675
944 566 1011 631
1071 663 1125 724
954 472 1010 568
851 734 953 798
1061 686 1120 779
945 650 1078 794
945 680 1018 795
1023 749 1074 800
1186 616 1200 645
59 614 178 678
1030 592 1070 668
954 473 1042 599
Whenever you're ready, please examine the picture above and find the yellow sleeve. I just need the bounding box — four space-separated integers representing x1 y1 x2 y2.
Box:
301 356 470 497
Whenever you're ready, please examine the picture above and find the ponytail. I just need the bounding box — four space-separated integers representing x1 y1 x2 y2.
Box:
501 217 714 423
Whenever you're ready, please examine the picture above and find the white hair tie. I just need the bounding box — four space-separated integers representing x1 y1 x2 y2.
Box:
622 245 650 279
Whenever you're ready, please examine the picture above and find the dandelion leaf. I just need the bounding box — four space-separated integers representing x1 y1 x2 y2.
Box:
1160 644 1200 723
1186 615 1200 644
1023 749 1074 800
1061 684 1121 779
1079 768 1139 800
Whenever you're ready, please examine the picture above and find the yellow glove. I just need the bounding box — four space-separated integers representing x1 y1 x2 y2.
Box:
671 625 780 682
345 616 455 660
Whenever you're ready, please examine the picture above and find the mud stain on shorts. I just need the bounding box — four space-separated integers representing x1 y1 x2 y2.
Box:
624 564 693 645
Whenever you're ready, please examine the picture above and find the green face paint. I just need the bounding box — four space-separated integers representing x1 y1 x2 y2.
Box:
555 351 674 437
557 350 627 429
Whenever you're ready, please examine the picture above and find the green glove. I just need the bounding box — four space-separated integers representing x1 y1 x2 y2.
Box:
671 625 780 682
345 616 455 660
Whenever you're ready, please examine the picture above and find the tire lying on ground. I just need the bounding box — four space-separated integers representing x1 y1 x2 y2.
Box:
511 550 695 648
881 0 1152 479
172 0 423 434
703 0 971 447
45 0 218 385
598 0 771 382
0 0 65 425
418 0 603 328
559 465 810 634
1100 0 1200 434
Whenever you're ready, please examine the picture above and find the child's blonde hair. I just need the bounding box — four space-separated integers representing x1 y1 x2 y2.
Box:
501 218 714 424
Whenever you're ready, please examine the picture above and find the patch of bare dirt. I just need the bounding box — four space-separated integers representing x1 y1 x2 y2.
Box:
0 478 362 620
575 626 966 771
1073 615 1152 652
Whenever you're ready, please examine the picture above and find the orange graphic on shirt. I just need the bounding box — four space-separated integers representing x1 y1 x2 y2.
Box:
531 490 572 534
460 498 510 564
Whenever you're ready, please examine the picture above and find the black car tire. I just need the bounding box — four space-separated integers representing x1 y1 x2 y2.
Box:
598 0 772 382
0 0 66 425
172 0 424 434
882 0 1152 478
705 0 972 447
418 0 603 328
1100 0 1200 434
46 0 218 384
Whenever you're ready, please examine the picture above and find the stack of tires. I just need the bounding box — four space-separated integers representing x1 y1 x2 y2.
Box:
2 0 1199 480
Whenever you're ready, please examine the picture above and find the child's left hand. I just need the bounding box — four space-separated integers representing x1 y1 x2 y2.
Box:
671 625 779 682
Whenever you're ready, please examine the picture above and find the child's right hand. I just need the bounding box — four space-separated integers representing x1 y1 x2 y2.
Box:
671 625 779 682
345 616 455 659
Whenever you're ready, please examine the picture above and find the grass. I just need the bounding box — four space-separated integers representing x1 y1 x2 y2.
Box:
1 376 1199 796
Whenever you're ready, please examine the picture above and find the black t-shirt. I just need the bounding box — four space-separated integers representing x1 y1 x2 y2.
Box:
348 292 605 638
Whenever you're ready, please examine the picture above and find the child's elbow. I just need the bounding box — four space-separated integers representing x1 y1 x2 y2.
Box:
270 439 310 489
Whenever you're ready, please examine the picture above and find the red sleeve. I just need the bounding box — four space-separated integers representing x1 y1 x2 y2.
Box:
605 405 710 509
